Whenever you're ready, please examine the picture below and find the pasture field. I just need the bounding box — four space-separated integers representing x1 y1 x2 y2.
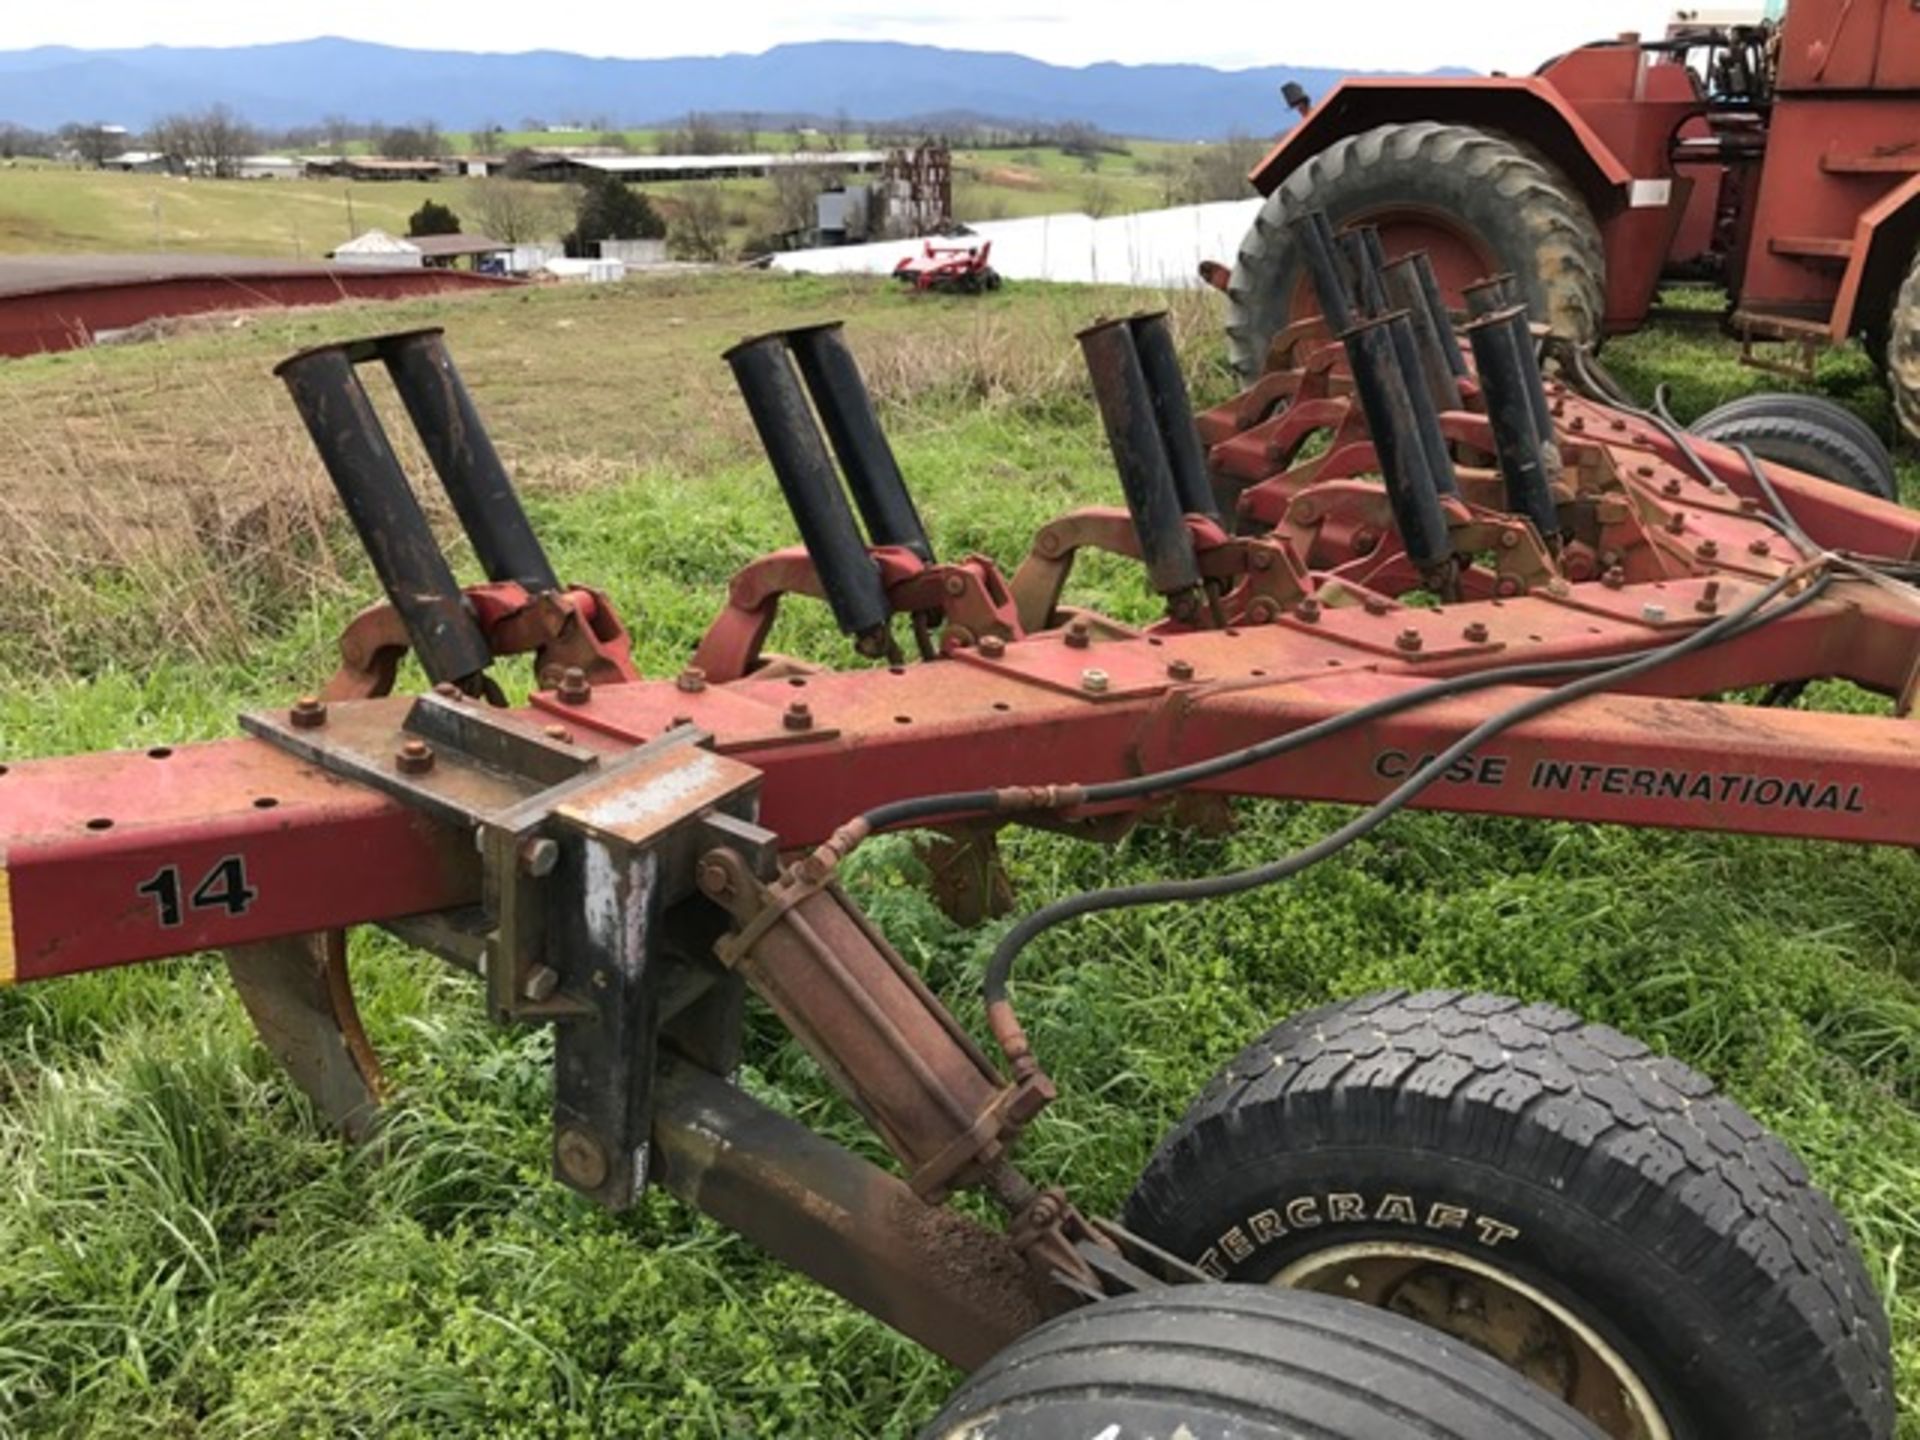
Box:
0 272 1914 1437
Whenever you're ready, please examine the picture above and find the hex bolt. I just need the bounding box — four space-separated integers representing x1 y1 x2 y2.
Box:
395 738 435 775
1246 597 1281 624
1569 415 1586 433
1738 497 1761 514
1695 580 1722 615
1296 597 1323 622
523 965 560 1002
1498 530 1520 549
1081 667 1111 694
1602 566 1627 590
432 681 463 700
1748 537 1772 557
519 837 560 878
1663 478 1684 497
675 666 708 693
1167 658 1196 682
696 857 734 898
1610 417 1627 433
556 667 592 705
1036 529 1063 558
1250 549 1275 572
555 1128 609 1190
1635 464 1655 479
1666 512 1687 534
944 573 967 598
1064 617 1092 649
1463 621 1490 643
289 695 327 729
1362 595 1390 616
783 700 813 731
1696 539 1719 560
1351 528 1380 556
974 634 1007 661
1396 627 1424 653
1293 499 1320 525
1642 603 1668 624
543 724 574 743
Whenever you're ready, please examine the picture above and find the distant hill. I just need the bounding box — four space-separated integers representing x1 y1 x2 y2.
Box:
0 37 1470 140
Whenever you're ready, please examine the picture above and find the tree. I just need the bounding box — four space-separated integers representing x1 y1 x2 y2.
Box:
770 163 835 236
148 105 256 177
669 188 729 261
59 122 121 168
320 114 354 153
408 199 461 236
377 121 443 159
0 124 47 160
563 174 665 256
465 178 567 243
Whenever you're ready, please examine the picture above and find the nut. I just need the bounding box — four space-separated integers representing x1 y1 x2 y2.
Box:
675 666 708 693
1295 597 1322 623
543 724 574 743
1245 597 1281 624
1081 667 1110 694
1696 539 1719 559
555 1128 609 1190
289 695 327 730
1498 530 1520 549
556 666 592 705
523 965 560 1002
1166 658 1196 682
1666 511 1687 534
1602 566 1627 590
1362 594 1390 616
977 634 1007 659
1064 617 1092 649
1695 580 1722 614
944 573 967 597
783 700 813 731
395 738 435 775
1663 478 1684 497
1642 603 1668 623
696 857 733 898
1395 627 1424 653
1250 548 1274 571
1748 537 1772 556
1462 621 1490 643
519 837 560 878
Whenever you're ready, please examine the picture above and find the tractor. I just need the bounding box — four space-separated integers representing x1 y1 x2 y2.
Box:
1224 0 1920 439
894 237 1002 293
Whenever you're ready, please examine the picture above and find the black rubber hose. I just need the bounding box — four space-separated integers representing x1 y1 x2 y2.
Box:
980 566 1831 1043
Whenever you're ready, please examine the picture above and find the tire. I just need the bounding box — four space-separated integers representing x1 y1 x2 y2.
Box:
1123 990 1894 1440
1692 393 1898 501
1227 122 1605 382
919 1284 1604 1440
1887 248 1920 445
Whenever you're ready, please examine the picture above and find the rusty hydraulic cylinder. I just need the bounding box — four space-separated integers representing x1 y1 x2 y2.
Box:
1383 257 1463 415
276 344 494 686
1127 311 1221 522
725 334 892 644
1340 227 1389 316
1295 213 1355 332
1464 307 1561 543
787 322 935 563
1341 314 1453 574
1077 318 1205 598
1465 272 1519 317
1386 310 1461 497
650 1055 1050 1371
378 329 560 593
1410 251 1469 379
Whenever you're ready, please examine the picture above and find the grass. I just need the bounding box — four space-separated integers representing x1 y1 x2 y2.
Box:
0 272 1915 1438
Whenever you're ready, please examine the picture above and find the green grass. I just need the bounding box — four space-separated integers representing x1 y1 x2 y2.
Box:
0 274 1915 1437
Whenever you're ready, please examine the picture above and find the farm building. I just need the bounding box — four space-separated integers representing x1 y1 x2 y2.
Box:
329 231 514 271
521 150 885 184
303 156 445 182
102 151 176 174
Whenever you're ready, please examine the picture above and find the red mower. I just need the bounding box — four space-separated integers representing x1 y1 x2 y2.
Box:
894 238 1001 294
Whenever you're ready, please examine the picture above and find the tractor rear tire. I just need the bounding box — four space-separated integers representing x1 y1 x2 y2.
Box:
1691 394 1898 502
918 1284 1604 1440
1123 990 1895 1440
1886 248 1920 445
1227 121 1605 382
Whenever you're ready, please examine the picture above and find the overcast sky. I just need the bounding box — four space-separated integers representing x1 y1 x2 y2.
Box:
13 2 1690 73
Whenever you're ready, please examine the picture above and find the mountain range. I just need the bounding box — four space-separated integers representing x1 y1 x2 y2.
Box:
0 38 1468 140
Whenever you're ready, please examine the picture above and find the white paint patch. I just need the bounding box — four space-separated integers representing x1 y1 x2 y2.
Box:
574 750 726 832
580 840 658 980
1629 178 1673 209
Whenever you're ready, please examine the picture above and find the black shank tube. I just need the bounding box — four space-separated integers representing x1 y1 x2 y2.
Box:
1341 229 1389 316
1386 310 1460 497
378 329 559 592
1503 306 1558 459
276 345 493 685
1077 318 1203 597
1409 251 1469 378
1383 257 1463 415
1294 214 1354 332
1128 311 1221 521
1340 315 1452 572
1464 273 1518 318
787 322 935 563
724 334 892 639
1464 308 1560 542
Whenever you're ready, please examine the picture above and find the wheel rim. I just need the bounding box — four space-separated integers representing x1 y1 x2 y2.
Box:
1273 1241 1673 1440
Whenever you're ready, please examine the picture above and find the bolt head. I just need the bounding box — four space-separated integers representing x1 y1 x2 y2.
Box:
523 964 560 1002
555 1128 609 1190
543 724 573 743
289 695 327 729
1498 530 1520 549
1251 549 1274 571
556 666 592 705
395 738 435 775
1064 617 1092 649
1602 566 1627 589
1362 595 1390 616
1167 658 1195 682
944 573 967 597
696 857 734 898
1395 627 1424 653
978 634 1007 659
1570 415 1586 433
432 682 463 700
1296 597 1322 622
1666 512 1687 534
1641 603 1668 623
1748 537 1771 556
1293 500 1319 525
675 665 708 693
1080 667 1110 694
520 837 560 878
783 700 813 731
1463 621 1490 643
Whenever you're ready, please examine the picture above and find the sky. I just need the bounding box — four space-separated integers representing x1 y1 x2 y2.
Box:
11 1 1693 73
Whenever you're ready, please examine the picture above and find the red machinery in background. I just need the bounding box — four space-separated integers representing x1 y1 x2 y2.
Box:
0 225 1907 1437
1225 0 1920 435
894 237 1002 293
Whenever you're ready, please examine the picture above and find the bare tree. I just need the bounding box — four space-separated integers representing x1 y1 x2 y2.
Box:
0 124 48 160
148 105 256 177
465 178 569 243
1081 177 1116 219
670 187 729 260
320 114 354 153
770 163 836 235
59 122 121 167
376 121 443 159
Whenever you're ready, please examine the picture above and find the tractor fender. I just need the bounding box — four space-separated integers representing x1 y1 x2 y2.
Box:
1832 172 1920 342
1248 77 1635 224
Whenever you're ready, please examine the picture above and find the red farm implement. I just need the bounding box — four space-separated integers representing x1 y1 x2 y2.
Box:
1226 0 1920 437
0 235 1906 1437
894 237 1001 294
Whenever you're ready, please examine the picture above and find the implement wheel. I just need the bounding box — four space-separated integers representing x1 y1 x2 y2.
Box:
919 1284 1603 1440
1123 991 1894 1440
1227 121 1604 381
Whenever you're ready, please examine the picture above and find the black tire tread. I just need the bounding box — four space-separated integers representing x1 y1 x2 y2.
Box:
1692 396 1897 501
1124 990 1894 1440
1887 249 1920 444
921 1285 1603 1440
1227 122 1605 382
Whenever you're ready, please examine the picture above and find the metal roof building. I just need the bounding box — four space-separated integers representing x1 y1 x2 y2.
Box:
524 150 886 184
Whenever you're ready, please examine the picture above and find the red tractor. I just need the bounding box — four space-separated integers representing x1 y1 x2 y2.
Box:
894 238 1002 293
1226 0 1920 437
